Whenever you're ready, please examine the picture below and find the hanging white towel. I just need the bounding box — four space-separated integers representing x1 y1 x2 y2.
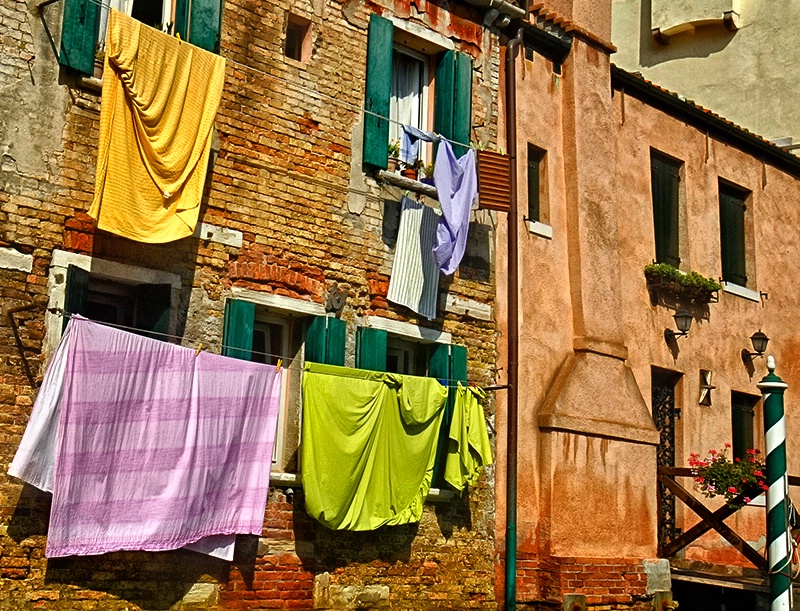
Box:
387 196 440 320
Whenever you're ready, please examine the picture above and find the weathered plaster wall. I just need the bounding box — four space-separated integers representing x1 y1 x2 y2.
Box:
0 0 501 607
497 3 800 607
612 0 800 144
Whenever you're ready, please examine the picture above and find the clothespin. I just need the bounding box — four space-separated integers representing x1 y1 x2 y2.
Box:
195 343 203 357
275 358 282 372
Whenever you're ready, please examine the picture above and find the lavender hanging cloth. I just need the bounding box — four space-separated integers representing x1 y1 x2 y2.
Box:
23 317 282 559
400 125 439 166
432 140 477 275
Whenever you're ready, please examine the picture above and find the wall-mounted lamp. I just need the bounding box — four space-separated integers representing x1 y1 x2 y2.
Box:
742 330 769 361
664 308 693 344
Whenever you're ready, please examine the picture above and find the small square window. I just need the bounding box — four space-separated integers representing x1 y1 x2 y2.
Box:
285 14 311 62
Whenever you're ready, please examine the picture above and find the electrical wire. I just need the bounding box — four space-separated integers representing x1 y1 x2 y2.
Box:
51 310 498 388
57 0 477 151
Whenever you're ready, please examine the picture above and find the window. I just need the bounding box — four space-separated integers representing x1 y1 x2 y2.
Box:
731 392 759 461
222 298 343 472
526 144 547 224
44 251 180 357
650 151 682 267
719 181 750 287
362 13 473 170
284 13 311 63
355 322 467 486
59 0 222 75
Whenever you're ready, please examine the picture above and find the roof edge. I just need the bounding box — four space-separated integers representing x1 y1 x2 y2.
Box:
611 65 800 180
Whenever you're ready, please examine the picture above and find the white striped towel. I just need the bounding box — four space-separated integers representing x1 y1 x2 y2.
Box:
387 196 440 320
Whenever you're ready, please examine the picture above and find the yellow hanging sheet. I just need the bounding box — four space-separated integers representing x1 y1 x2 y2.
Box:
89 10 225 243
444 384 493 493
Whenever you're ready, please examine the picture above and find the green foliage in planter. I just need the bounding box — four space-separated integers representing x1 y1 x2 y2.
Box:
644 263 721 303
689 445 767 509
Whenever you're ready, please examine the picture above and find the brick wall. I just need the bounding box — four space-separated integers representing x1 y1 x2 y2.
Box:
516 554 649 610
0 0 500 608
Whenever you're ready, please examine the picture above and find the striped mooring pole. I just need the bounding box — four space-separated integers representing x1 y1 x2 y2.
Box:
758 355 792 611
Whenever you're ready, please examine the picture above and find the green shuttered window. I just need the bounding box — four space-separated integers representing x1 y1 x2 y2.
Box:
222 299 256 360
363 14 473 169
355 329 468 487
59 0 100 75
731 392 757 461
650 153 681 267
719 183 748 286
64 264 172 338
58 0 221 75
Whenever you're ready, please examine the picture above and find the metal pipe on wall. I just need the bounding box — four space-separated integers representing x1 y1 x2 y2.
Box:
504 24 524 611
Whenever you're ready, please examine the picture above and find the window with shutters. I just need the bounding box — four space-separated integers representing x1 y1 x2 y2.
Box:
59 0 222 75
526 144 551 238
731 392 760 461
44 250 180 356
650 151 684 268
718 180 752 289
363 13 473 171
355 321 467 487
222 297 342 473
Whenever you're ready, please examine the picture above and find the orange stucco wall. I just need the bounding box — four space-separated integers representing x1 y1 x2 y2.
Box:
496 16 800 603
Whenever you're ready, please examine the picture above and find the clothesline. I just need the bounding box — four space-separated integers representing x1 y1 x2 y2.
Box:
68 0 477 152
50 310 498 387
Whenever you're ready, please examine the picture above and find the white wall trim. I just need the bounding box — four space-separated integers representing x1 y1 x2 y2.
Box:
0 247 33 272
439 294 493 321
387 16 454 50
365 316 451 343
526 220 553 239
194 223 243 248
722 281 760 303
231 288 326 316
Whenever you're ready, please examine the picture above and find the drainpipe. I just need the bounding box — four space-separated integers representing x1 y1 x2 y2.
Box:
504 24 524 611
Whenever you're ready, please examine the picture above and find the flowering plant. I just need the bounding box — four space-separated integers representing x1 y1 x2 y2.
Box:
688 444 768 509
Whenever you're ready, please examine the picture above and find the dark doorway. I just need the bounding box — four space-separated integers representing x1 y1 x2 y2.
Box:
652 367 682 553
672 580 767 611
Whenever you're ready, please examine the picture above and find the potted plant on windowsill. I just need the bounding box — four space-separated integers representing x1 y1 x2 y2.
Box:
400 158 423 181
420 161 435 186
387 139 400 173
644 263 721 304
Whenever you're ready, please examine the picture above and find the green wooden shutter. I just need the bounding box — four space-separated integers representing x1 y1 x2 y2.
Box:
527 145 541 222
64 264 90 331
434 50 456 141
223 299 255 360
325 317 346 365
356 327 387 371
59 0 100 75
452 52 472 157
430 343 468 487
134 284 172 338
306 316 346 365
363 14 393 170
189 0 222 52
731 393 755 461
719 187 747 285
174 0 189 44
651 155 680 267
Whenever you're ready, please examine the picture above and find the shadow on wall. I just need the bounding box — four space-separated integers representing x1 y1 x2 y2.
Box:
638 0 737 68
44 550 231 610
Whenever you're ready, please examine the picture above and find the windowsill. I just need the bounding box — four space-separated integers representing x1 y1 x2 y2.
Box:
79 75 103 93
526 220 553 239
268 471 455 502
378 170 437 199
722 281 760 302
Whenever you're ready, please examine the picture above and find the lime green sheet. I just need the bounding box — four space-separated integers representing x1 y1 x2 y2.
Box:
302 362 448 530
444 384 493 493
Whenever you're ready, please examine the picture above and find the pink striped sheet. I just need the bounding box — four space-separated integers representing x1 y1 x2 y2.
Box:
45 317 282 558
